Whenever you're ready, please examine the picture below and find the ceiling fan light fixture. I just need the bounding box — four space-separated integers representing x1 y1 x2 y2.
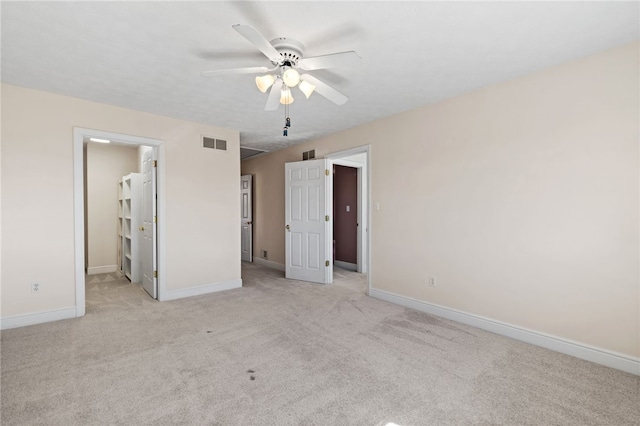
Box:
298 80 316 99
282 67 300 87
280 87 294 105
255 74 276 93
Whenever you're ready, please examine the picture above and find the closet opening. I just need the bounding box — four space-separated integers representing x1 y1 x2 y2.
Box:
73 128 165 318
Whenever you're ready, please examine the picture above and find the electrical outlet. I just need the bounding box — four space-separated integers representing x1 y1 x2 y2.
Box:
428 276 436 287
262 250 268 259
31 282 40 293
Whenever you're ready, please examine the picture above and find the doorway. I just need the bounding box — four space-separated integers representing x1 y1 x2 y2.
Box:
327 148 369 294
73 128 166 318
241 174 253 262
284 145 370 294
333 164 358 271
330 156 367 274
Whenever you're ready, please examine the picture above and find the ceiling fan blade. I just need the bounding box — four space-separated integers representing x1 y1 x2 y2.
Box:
297 51 361 71
300 74 348 105
265 79 283 111
201 66 271 78
233 24 282 64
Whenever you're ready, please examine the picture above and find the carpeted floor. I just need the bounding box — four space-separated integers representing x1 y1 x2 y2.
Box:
1 263 638 425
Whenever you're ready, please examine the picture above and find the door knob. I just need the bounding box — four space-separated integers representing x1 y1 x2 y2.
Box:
139 226 145 231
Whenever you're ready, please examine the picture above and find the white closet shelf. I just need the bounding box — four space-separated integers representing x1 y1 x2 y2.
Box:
119 172 142 283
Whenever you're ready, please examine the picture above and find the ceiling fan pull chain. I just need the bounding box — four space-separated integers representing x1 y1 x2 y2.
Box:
283 94 291 136
283 105 288 137
283 100 287 136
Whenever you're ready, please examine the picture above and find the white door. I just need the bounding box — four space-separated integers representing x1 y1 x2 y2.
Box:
141 148 157 299
241 175 253 262
285 159 332 284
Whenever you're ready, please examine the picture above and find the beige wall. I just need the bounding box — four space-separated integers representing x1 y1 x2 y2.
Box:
242 42 639 358
86 143 138 271
1 84 240 317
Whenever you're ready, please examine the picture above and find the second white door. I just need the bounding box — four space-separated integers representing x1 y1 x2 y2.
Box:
141 148 157 299
285 159 332 284
241 175 253 262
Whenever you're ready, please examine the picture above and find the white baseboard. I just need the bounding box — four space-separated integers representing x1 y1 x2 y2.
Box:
253 257 285 272
334 260 357 271
1 307 77 330
161 279 242 302
87 265 118 275
369 288 640 376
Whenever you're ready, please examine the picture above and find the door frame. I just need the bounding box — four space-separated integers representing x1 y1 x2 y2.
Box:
73 127 166 317
325 145 371 295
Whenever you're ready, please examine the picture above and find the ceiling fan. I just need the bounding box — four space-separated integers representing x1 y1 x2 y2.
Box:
201 24 361 111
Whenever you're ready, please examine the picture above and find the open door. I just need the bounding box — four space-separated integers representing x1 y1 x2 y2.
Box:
241 174 253 262
285 159 332 284
141 148 157 298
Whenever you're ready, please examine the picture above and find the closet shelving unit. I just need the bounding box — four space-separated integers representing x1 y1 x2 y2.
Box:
120 173 142 283
117 179 124 273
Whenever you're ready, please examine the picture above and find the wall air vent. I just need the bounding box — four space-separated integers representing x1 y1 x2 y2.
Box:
202 136 227 151
203 136 215 149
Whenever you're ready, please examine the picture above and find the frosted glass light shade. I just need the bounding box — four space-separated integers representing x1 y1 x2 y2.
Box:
298 80 316 98
280 87 294 105
282 68 300 87
255 74 276 93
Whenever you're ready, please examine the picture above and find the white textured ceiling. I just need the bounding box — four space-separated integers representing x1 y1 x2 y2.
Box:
2 1 638 153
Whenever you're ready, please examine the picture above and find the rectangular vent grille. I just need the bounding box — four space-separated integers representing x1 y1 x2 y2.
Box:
202 136 227 151
302 149 315 161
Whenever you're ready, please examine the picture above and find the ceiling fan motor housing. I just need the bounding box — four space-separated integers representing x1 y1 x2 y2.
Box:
270 37 305 66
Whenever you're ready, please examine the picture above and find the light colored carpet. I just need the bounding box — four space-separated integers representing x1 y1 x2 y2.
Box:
1 263 638 425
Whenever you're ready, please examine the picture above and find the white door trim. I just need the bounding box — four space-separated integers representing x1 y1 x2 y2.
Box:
73 127 166 316
325 145 371 296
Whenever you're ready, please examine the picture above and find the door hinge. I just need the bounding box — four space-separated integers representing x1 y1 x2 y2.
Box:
325 215 330 222
325 169 330 176
153 160 157 167
153 216 157 223
153 270 158 278
325 260 330 267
